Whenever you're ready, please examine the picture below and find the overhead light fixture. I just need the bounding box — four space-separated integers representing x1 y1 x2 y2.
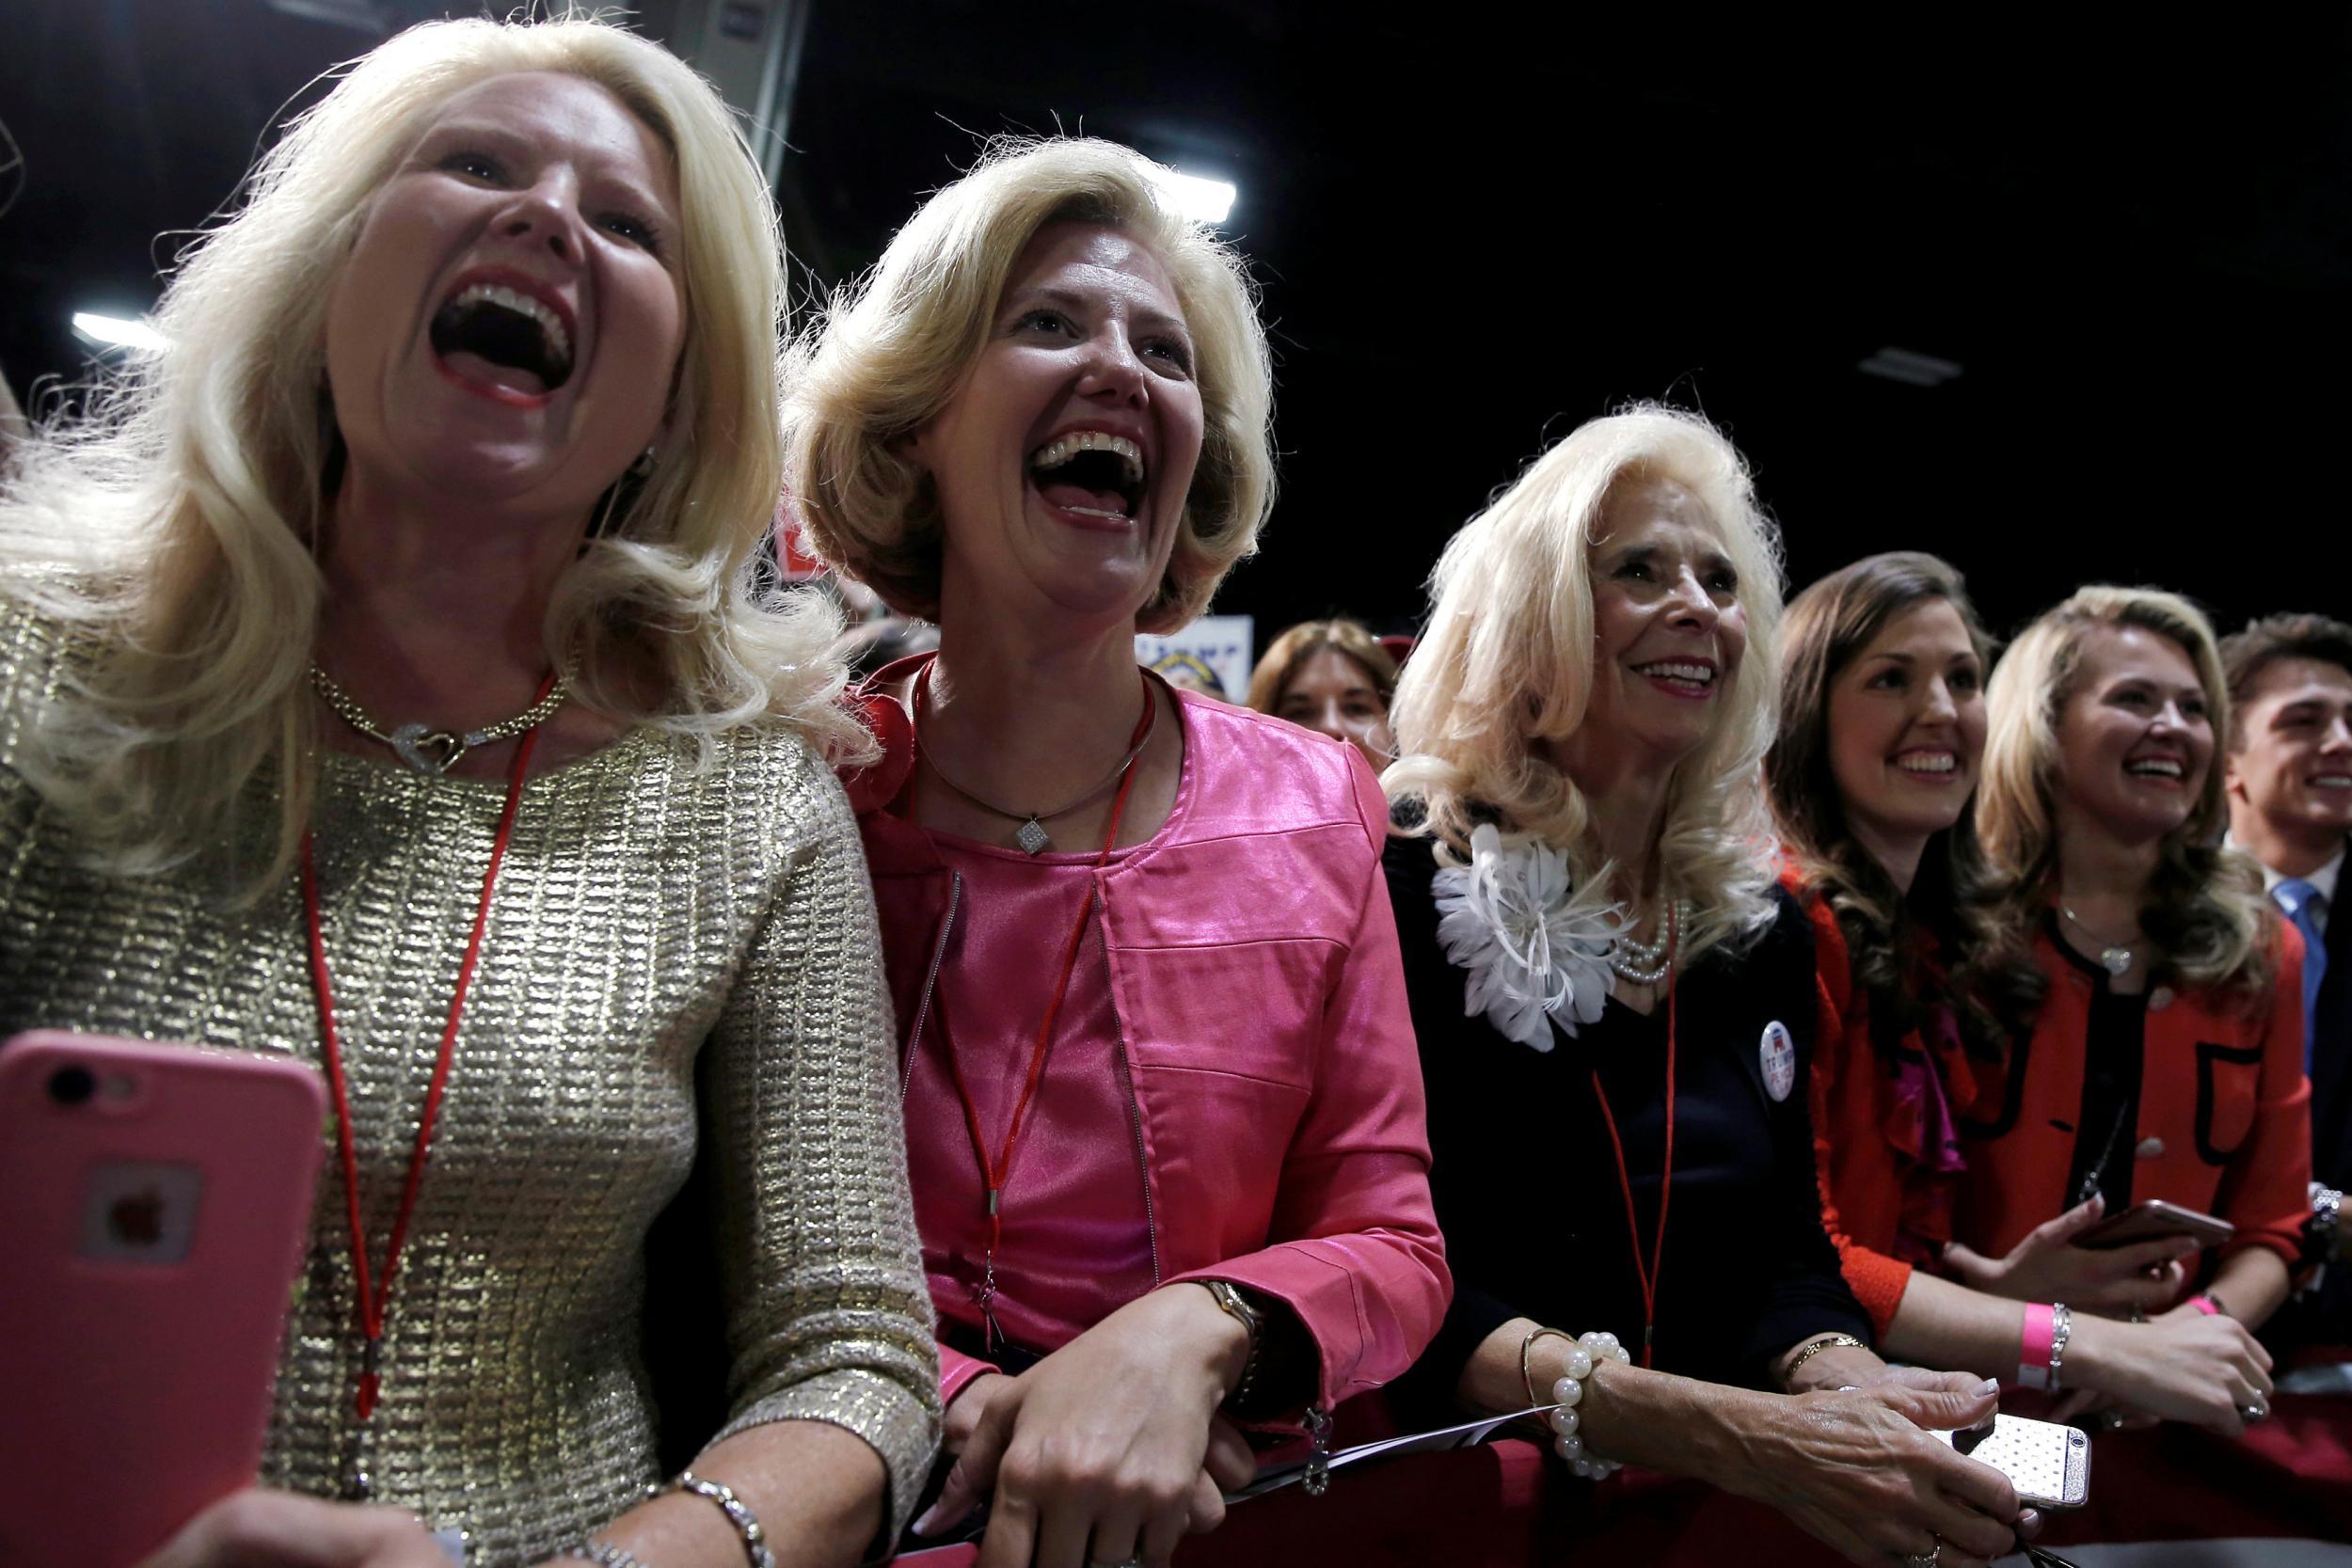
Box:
72 311 169 354
1858 346 1962 388
1151 168 1237 225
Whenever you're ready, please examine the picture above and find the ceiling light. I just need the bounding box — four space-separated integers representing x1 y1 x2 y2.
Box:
1151 168 1237 225
72 311 168 354
1858 346 1962 387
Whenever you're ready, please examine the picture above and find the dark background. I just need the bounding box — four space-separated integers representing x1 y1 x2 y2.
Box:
5 2 2346 651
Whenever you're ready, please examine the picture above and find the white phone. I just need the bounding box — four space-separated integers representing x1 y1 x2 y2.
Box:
1936 1413 2091 1509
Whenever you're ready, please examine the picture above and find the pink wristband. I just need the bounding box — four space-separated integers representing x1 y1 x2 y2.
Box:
2189 1294 2221 1316
2018 1302 2058 1389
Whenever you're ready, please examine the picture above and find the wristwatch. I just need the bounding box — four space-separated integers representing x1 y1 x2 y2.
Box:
1198 1279 1265 1411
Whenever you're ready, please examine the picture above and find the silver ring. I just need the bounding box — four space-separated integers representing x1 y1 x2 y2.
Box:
2241 1400 2270 1423
1087 1560 1142 1568
1903 1544 1941 1568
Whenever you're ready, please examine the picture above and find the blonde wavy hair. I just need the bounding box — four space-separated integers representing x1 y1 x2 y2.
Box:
784 136 1274 633
1386 404 1786 962
0 13 864 894
1976 586 2273 998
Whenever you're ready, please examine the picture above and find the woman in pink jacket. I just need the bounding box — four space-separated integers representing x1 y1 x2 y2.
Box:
787 137 1448 1568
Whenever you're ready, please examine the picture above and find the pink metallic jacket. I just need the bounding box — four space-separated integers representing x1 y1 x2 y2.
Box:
844 667 1450 1414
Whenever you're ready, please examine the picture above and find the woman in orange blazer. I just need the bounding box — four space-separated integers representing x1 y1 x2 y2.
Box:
1772 557 2274 1433
1961 586 2307 1425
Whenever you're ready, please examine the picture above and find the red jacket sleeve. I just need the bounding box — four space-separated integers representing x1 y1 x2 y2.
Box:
2214 916 2314 1271
1167 748 1451 1411
1796 884 1917 1338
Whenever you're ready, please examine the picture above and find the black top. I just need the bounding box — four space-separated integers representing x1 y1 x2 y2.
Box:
2055 920 2150 1212
1384 832 1870 1409
2267 847 2351 1355
2310 860 2352 1194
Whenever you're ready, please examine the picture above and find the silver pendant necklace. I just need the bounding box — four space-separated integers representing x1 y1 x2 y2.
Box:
310 663 573 776
911 661 1156 855
2058 904 2137 977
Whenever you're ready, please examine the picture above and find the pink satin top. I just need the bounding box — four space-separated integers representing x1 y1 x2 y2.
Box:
906 831 1157 1360
847 656 1450 1417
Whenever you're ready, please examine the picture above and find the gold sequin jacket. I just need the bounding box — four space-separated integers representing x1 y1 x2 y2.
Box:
0 603 939 1565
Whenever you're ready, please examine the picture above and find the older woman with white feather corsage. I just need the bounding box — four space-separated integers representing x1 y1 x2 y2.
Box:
1382 406 2039 1568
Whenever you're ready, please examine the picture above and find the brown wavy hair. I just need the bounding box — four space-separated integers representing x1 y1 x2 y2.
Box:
2220 610 2352 743
1245 618 1399 716
1767 552 2030 1056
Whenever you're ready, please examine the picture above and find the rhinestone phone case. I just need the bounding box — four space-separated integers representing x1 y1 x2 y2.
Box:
1939 1413 2092 1509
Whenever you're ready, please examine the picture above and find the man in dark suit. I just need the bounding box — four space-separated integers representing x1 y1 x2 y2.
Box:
2223 612 2352 1361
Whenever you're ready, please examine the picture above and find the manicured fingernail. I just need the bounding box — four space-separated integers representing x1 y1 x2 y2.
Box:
912 1508 941 1537
1978 1378 2002 1397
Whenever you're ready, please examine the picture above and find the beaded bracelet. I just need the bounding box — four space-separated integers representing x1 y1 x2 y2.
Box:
1548 1329 1632 1481
565 1543 648 1568
645 1472 775 1568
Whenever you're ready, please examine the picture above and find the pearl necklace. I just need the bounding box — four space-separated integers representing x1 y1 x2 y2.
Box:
1609 899 1686 986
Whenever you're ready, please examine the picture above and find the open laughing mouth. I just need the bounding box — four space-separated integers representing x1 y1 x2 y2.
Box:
1028 430 1146 526
2123 754 2186 786
428 269 577 408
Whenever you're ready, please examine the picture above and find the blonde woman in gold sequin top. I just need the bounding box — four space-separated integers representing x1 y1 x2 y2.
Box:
0 18 936 1568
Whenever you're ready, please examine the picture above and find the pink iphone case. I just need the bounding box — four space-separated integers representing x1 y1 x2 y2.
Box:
0 1030 326 1568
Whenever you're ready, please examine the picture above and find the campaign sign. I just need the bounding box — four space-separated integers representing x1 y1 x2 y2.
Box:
1136 614 1255 703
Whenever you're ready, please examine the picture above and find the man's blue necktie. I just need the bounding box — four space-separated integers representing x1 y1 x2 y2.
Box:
2274 878 2328 1071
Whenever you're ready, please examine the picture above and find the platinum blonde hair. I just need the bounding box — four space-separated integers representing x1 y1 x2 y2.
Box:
1976 585 2273 996
784 136 1274 634
1386 404 1787 962
0 14 865 893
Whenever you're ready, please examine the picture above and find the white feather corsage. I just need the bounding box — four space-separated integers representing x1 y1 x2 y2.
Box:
1430 823 1626 1051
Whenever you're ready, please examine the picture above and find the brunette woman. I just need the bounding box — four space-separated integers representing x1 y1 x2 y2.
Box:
1771 553 2274 1434
0 17 933 1568
787 138 1446 1568
1247 617 1400 771
1385 410 2027 1568
1954 586 2304 1421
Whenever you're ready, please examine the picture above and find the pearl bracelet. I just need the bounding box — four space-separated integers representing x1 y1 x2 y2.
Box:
1548 1329 1632 1480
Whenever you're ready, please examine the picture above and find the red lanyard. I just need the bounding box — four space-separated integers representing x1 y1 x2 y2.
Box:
926 677 1155 1348
298 679 548 1433
1589 915 1677 1370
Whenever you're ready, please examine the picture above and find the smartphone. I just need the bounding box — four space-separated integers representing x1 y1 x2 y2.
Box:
0 1031 326 1568
2074 1198 2234 1251
1936 1413 2091 1509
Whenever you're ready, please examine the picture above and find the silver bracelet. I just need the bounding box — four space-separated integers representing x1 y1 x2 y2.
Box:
646 1472 775 1568
565 1543 648 1568
2048 1303 2074 1389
